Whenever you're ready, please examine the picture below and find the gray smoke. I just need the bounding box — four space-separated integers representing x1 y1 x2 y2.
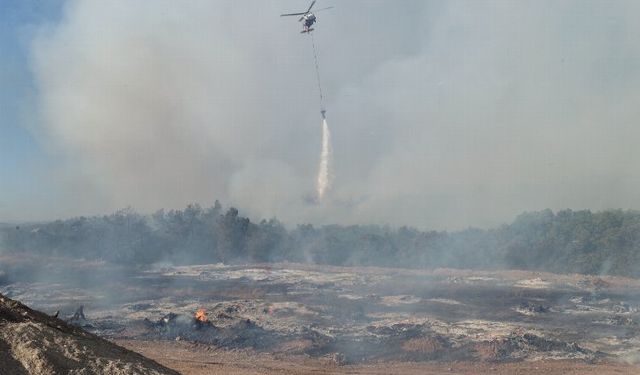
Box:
27 0 640 229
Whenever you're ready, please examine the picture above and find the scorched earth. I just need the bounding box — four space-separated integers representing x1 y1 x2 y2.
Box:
3 258 640 372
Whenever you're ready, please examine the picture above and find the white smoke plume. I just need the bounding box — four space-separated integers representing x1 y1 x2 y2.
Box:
316 118 332 202
20 0 640 229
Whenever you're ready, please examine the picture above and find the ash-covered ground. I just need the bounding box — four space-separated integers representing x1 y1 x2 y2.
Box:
3 257 640 365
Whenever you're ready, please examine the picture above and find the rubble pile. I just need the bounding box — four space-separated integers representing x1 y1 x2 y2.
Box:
516 301 550 315
143 311 280 350
475 333 594 362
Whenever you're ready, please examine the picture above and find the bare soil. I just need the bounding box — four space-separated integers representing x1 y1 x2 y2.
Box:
0 294 178 375
118 339 640 375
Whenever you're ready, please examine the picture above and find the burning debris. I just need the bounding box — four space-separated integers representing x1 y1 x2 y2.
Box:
145 311 279 350
194 308 207 323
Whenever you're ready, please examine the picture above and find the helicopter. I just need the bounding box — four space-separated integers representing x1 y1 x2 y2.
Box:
280 1 333 34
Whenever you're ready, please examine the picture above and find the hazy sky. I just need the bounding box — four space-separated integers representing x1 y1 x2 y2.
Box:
2 0 640 229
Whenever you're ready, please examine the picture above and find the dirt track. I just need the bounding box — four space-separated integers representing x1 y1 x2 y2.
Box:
118 339 640 375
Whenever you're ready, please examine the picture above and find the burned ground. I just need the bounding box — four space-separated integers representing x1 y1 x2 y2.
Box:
2 258 640 366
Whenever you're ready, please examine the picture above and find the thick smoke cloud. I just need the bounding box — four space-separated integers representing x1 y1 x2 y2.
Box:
29 0 640 229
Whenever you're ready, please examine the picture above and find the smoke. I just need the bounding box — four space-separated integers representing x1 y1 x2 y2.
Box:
316 118 332 202
23 0 640 229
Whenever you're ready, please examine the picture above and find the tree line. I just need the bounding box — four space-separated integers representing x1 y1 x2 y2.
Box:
2 203 640 277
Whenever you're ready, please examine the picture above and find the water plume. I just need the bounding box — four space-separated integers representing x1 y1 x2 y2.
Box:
316 118 332 202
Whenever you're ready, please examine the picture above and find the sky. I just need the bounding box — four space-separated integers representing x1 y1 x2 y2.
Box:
0 0 65 221
2 0 640 230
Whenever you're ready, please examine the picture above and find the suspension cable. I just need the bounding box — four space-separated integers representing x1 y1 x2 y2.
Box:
310 32 325 111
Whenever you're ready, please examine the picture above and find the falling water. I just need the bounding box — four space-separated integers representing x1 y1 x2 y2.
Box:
316 118 332 202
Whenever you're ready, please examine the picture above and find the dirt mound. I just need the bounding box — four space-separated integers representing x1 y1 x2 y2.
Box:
402 337 447 354
0 294 179 375
474 333 594 362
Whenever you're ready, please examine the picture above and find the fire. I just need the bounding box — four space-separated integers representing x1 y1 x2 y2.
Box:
195 308 207 322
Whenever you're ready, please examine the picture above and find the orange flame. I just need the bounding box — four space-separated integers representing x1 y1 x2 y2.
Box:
195 308 207 322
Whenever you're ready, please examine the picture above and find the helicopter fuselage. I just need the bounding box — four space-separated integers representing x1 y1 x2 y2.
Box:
281 1 332 34
303 13 316 30
303 13 316 25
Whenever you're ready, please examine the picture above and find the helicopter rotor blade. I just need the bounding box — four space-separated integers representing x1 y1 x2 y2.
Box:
306 0 316 13
280 12 307 16
313 6 333 13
